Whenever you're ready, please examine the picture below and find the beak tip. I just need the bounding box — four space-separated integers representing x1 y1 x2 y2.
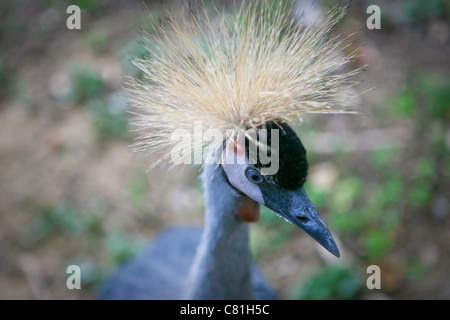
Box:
330 246 341 258
321 237 340 258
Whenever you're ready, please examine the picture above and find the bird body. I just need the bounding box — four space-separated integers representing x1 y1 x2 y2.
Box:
101 0 360 300
100 227 277 299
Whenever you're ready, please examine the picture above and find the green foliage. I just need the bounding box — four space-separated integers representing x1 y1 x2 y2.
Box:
370 148 396 172
64 68 130 140
383 73 449 214
82 209 104 235
124 175 161 224
370 174 403 208
404 0 449 23
0 57 10 88
327 171 403 260
407 156 435 209
330 176 363 212
292 265 362 300
250 206 296 259
67 69 105 104
126 176 150 208
42 0 101 16
106 232 145 265
26 200 145 286
405 260 429 280
28 203 84 242
363 229 392 258
422 77 450 119
305 185 330 208
68 260 106 288
389 74 450 120
26 203 109 245
84 28 108 54
345 72 450 261
72 0 101 14
410 182 433 207
331 210 366 233
87 98 130 140
389 87 417 117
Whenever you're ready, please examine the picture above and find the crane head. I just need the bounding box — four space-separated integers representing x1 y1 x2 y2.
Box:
221 121 340 257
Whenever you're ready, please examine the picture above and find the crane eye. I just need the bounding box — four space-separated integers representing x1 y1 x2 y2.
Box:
245 168 264 184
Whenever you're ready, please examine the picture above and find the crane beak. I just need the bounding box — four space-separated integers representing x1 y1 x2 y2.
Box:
261 186 340 257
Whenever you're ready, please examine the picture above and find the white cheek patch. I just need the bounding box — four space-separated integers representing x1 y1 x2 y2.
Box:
222 147 265 205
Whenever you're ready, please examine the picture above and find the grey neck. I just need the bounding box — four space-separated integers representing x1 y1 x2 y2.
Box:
183 153 253 299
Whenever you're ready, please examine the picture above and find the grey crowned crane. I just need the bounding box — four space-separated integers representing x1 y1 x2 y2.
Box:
100 0 360 300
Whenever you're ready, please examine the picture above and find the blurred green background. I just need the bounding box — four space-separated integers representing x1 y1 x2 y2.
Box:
0 0 449 299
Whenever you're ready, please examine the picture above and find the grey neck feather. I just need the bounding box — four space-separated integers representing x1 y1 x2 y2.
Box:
183 150 253 299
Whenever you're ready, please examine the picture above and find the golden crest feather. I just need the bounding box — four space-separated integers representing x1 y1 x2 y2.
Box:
126 1 361 167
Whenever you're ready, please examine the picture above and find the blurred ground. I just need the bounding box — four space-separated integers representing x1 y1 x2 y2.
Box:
0 0 449 299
